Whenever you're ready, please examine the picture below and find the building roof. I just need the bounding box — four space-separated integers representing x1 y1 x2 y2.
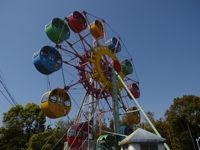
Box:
119 128 166 146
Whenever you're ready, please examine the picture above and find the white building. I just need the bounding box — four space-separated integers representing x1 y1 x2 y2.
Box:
119 128 166 150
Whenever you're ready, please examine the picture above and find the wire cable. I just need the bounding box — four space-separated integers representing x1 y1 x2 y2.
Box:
0 89 14 106
0 75 17 106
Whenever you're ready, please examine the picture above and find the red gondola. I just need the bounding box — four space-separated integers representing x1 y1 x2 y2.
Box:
67 122 90 150
128 83 140 99
112 60 121 73
66 11 87 33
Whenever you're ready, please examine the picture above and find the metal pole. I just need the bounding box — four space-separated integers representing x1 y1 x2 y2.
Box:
186 122 197 150
112 68 120 150
115 70 170 150
88 94 94 122
88 78 94 150
196 137 200 150
112 68 120 134
102 130 127 138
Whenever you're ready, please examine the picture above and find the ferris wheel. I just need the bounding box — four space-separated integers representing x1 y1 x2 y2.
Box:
32 10 169 150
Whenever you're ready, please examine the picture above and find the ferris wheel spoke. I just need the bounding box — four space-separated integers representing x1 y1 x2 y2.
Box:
69 33 90 47
67 83 81 90
58 45 82 58
81 36 93 50
65 41 80 55
78 67 93 74
79 35 88 54
63 61 79 68
91 73 98 79
99 82 108 95
63 61 92 74
65 77 95 91
65 56 79 63
118 93 127 111
75 92 89 124
103 97 113 114
78 61 90 68
61 50 75 59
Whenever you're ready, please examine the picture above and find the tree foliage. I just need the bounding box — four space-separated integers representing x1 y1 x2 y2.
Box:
164 95 200 150
140 95 200 150
0 103 46 149
28 119 73 150
3 103 45 134
0 126 26 150
28 129 64 150
0 103 73 149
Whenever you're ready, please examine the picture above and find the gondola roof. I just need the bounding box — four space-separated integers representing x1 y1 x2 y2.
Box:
119 128 166 145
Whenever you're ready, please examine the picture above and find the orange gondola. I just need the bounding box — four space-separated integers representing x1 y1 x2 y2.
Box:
126 106 140 125
89 20 104 40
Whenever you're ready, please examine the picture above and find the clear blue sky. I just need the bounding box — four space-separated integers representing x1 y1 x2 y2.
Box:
0 0 199 123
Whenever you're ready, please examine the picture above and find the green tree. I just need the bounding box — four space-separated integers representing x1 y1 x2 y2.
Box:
22 103 46 138
139 111 156 131
0 105 28 149
29 129 66 150
3 103 45 134
0 103 46 149
142 96 200 150
3 105 24 128
165 95 200 150
28 119 73 150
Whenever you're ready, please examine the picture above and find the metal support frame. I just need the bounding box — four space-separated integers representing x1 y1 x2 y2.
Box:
112 68 120 134
102 130 127 138
88 79 94 150
112 68 120 150
75 92 88 124
115 70 170 150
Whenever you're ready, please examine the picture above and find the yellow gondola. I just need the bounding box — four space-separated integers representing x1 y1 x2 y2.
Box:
126 107 140 125
89 20 104 40
40 88 71 118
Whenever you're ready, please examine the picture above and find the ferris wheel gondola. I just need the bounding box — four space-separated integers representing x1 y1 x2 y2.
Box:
121 59 133 76
128 82 140 99
89 20 105 40
66 11 87 33
40 88 71 118
106 37 121 53
45 17 70 44
33 46 62 75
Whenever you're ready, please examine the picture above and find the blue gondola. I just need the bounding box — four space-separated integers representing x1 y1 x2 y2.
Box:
106 37 121 53
33 46 62 75
119 125 133 141
119 126 126 141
